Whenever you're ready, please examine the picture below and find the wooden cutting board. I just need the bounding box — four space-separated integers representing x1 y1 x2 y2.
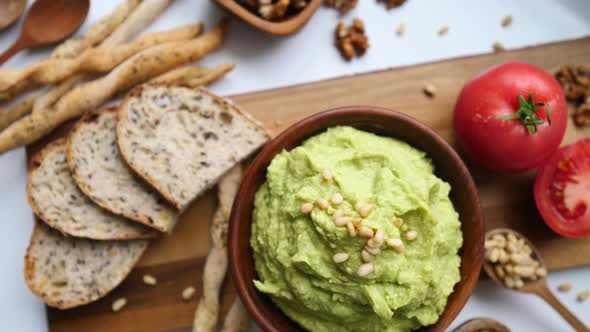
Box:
41 37 590 332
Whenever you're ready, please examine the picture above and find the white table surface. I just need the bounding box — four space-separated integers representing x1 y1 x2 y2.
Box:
1 1 589 331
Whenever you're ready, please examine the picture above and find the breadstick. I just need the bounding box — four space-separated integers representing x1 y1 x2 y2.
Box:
0 0 142 104
0 23 203 90
193 166 243 332
221 299 250 332
31 0 176 119
102 0 174 47
0 97 35 132
51 0 141 60
151 64 235 85
0 22 227 154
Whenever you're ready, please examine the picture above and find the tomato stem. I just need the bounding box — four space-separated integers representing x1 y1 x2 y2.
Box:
495 93 551 134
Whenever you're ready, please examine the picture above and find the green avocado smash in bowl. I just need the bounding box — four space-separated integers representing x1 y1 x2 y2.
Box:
251 126 463 332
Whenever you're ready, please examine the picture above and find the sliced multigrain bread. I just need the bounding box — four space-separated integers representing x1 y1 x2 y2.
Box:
24 221 149 309
27 139 156 240
67 107 179 233
116 85 269 210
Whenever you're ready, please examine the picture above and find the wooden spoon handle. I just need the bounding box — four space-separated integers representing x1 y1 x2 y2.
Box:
536 285 590 332
0 36 27 66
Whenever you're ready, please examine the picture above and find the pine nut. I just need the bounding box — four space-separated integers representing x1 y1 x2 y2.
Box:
367 237 381 249
392 217 403 228
504 277 515 288
331 193 344 205
143 274 157 286
501 15 513 28
333 253 350 263
334 216 351 227
334 209 344 219
495 265 505 279
514 265 535 278
558 283 572 292
514 276 524 289
361 249 373 263
359 204 374 218
300 203 313 214
346 221 357 237
484 239 498 250
577 290 590 303
317 198 329 210
112 298 127 312
351 217 362 226
357 263 374 277
182 286 196 301
322 168 333 181
406 230 417 241
487 248 500 263
498 249 509 264
535 267 547 277
358 226 374 238
373 229 384 244
386 238 405 253
364 245 381 256
424 84 437 97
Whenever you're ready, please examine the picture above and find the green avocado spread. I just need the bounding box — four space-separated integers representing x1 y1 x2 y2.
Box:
251 126 463 332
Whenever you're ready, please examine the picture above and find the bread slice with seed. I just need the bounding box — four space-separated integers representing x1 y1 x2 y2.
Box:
27 139 156 240
116 85 269 210
24 221 149 309
67 107 179 233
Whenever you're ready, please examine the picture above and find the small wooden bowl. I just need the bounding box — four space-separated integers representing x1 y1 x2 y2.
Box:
213 0 322 35
228 106 485 332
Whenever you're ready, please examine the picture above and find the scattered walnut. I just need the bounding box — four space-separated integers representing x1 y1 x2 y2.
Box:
324 0 357 14
377 0 407 10
335 18 369 60
501 15 513 27
574 103 590 127
237 0 309 21
554 65 590 103
555 64 590 127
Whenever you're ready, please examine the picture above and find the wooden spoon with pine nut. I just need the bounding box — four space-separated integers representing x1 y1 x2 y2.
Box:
483 228 589 332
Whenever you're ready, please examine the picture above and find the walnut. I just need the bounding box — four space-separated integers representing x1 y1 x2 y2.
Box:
237 0 309 21
555 64 590 103
335 18 369 60
324 0 357 15
378 0 407 10
574 103 590 127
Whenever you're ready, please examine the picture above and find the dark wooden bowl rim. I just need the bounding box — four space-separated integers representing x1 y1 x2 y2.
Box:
229 106 485 332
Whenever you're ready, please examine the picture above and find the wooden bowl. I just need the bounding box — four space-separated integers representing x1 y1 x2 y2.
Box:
228 106 485 332
213 0 322 35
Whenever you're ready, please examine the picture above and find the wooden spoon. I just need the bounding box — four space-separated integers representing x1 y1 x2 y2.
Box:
0 0 89 65
0 0 27 31
453 317 511 332
483 228 589 332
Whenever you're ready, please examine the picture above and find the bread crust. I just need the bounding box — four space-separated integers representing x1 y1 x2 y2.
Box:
24 221 149 309
66 106 178 233
116 83 270 210
27 139 156 240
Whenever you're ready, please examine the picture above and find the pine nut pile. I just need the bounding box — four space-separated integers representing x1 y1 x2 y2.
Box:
300 167 418 278
485 232 547 289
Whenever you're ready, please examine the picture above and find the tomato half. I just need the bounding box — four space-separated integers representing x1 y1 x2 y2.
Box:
534 138 590 238
454 62 568 172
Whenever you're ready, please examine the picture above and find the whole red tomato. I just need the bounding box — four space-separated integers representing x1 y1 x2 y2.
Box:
454 62 568 172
